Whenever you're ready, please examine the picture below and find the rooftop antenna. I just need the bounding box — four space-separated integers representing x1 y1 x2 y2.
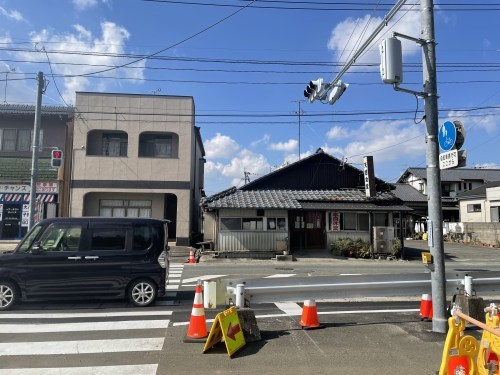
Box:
3 67 15 103
151 88 161 95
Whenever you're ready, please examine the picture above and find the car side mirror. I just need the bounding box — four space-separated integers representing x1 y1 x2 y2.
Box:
30 241 43 254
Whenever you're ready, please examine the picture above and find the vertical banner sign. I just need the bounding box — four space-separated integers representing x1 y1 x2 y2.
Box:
331 212 340 232
363 156 376 198
427 219 433 247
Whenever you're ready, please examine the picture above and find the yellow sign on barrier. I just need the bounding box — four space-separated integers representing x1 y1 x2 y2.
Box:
439 307 500 375
203 306 246 357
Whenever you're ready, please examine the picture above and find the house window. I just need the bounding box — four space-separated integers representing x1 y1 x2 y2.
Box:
102 132 128 156
99 199 152 217
220 217 268 231
467 204 481 213
327 212 387 231
463 183 467 190
139 132 178 158
221 218 242 231
418 183 424 192
242 218 263 230
267 218 286 231
0 129 43 152
469 183 472 190
86 130 128 156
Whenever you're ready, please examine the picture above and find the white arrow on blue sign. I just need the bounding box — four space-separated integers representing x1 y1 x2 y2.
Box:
438 121 457 151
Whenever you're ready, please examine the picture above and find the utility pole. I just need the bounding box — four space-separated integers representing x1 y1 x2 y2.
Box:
244 170 251 184
421 0 447 334
28 72 44 231
292 100 304 160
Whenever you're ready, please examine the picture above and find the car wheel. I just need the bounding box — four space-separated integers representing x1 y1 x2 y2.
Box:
128 279 157 307
0 281 18 311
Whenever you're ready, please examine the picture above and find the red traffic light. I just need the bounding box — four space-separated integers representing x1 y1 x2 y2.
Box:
51 149 63 168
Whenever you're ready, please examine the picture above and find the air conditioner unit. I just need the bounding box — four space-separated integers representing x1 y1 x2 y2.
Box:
373 226 395 241
374 240 392 254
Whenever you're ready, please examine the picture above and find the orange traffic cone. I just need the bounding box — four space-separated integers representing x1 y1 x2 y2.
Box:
187 247 196 264
419 294 433 321
299 299 324 330
184 280 208 342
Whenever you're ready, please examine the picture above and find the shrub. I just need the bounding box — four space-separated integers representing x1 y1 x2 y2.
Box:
331 238 370 259
391 238 402 257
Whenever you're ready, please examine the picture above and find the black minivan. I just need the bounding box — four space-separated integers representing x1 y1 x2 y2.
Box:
0 217 170 310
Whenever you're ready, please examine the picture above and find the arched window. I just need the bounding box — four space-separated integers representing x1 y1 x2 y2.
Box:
138 132 178 158
87 130 128 157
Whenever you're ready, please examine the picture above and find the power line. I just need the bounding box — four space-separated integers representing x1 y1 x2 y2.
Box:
142 0 500 11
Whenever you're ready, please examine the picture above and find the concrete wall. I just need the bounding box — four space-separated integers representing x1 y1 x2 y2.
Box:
463 222 500 246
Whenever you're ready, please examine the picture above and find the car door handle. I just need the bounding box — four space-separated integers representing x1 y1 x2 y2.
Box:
67 256 82 260
85 256 99 260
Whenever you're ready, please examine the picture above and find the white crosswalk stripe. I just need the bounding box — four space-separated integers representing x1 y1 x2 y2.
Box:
165 263 184 292
0 307 173 373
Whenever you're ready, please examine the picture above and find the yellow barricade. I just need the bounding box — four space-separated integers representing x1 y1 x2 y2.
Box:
439 304 500 375
439 316 479 375
477 311 500 375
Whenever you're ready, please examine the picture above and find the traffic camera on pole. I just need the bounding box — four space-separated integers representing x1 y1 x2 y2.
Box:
303 78 324 103
51 149 63 168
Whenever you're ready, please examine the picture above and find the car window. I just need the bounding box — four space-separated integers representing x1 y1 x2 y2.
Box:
133 224 153 251
38 224 83 252
91 226 127 251
17 225 43 252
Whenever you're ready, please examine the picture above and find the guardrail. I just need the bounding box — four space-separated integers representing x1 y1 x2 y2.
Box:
202 271 500 308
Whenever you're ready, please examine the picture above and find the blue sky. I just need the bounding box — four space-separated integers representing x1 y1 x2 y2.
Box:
1 0 499 196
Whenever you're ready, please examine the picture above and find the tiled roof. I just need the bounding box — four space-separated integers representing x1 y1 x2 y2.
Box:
0 104 74 117
392 183 427 202
203 189 402 209
0 157 57 181
457 180 500 199
401 167 500 183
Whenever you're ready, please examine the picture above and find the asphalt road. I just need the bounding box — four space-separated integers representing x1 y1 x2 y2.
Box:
1 240 498 374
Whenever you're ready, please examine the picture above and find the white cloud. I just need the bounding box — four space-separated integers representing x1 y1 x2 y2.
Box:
0 6 26 22
204 133 240 159
327 9 421 68
269 139 298 152
73 0 110 10
14 22 144 104
204 148 271 190
326 125 350 140
446 110 499 133
250 134 270 147
325 120 425 165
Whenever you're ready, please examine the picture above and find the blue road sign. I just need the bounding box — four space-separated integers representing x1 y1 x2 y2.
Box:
438 121 457 151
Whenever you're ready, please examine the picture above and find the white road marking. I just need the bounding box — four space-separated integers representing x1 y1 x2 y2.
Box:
182 275 226 283
0 338 164 355
0 311 172 319
166 279 181 284
166 285 179 290
173 308 421 325
265 274 296 278
2 364 158 375
0 319 170 333
275 302 303 315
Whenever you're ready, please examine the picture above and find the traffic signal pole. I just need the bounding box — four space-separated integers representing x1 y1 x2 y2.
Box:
421 0 447 334
28 72 44 231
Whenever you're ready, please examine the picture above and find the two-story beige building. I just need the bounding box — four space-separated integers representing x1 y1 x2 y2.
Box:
70 92 205 245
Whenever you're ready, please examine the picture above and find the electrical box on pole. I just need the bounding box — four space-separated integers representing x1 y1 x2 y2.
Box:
379 37 403 84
